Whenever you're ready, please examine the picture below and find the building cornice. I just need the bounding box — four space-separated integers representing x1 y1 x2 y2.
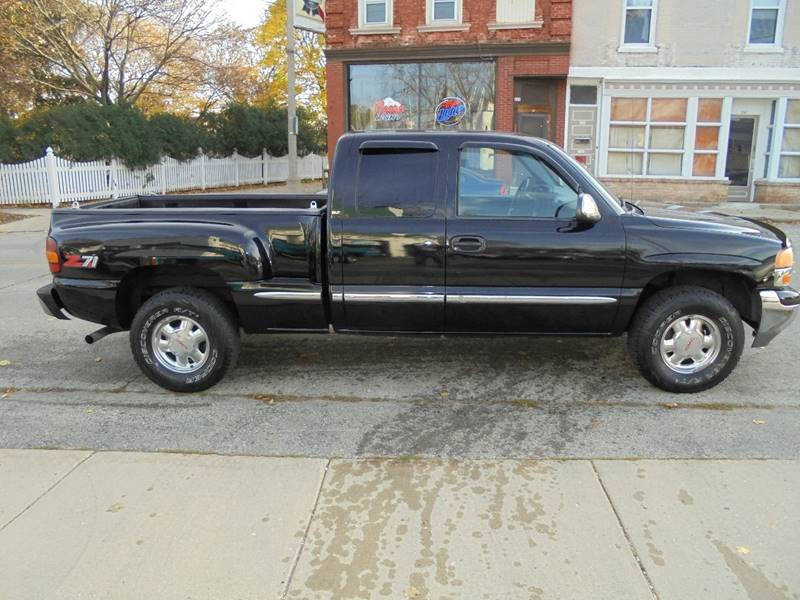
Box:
325 41 570 62
569 66 800 84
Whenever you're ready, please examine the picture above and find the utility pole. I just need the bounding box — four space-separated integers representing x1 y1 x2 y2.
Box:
286 0 299 186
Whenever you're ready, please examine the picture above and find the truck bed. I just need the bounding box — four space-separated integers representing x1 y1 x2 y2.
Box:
47 191 330 333
87 192 326 210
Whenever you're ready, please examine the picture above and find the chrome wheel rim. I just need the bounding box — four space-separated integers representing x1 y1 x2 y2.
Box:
151 316 209 374
659 314 722 374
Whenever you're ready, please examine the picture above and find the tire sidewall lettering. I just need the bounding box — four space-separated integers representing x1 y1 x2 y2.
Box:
649 306 735 387
139 305 212 383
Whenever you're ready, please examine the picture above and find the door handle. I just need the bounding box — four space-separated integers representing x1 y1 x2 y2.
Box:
450 235 486 252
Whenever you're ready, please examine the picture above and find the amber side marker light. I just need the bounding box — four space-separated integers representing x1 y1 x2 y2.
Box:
46 237 61 273
775 247 793 286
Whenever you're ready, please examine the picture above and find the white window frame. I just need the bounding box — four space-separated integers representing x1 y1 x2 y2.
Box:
777 99 800 181
618 0 658 53
358 0 393 28
606 98 687 178
745 0 786 50
600 95 733 180
427 0 462 24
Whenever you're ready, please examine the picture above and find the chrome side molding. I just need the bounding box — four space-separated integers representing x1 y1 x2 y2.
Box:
254 290 321 301
326 286 619 305
346 292 444 303
447 294 617 305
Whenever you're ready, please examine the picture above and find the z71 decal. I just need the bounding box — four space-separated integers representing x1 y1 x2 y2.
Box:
63 254 99 269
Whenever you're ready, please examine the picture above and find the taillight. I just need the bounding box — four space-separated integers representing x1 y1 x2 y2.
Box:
46 237 61 274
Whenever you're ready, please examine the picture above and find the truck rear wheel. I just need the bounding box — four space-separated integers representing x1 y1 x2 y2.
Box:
130 288 240 393
627 286 744 393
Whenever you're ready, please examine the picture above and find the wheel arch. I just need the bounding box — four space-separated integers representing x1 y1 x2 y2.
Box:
626 268 760 331
115 266 239 329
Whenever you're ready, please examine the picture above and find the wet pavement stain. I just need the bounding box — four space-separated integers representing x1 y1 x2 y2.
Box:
292 460 579 599
643 519 666 567
713 540 792 600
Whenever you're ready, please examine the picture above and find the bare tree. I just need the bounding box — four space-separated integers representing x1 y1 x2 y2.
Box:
3 0 228 107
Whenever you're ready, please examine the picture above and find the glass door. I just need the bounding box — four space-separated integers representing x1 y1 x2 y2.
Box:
514 78 558 141
725 117 757 202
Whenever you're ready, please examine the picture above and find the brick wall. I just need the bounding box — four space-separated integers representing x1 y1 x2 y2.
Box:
495 54 569 145
326 60 346 161
324 0 572 158
326 0 571 49
600 178 730 204
754 181 800 204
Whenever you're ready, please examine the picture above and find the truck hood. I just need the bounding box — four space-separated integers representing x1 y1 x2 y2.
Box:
642 208 787 246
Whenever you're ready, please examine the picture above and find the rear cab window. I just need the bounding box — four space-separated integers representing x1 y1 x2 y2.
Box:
356 147 438 218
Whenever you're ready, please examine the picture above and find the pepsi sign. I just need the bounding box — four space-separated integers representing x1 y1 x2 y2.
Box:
435 97 467 126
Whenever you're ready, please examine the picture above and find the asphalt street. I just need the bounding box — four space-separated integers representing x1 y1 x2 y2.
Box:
1 209 799 459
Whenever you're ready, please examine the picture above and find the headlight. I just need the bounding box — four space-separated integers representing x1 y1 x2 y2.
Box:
774 247 793 287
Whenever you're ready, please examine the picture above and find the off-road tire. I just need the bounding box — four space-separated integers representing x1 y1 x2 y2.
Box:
130 288 239 393
627 285 744 393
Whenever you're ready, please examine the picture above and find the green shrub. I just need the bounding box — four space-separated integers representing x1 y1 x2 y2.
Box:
4 102 326 166
205 103 326 158
149 113 205 161
14 103 159 168
0 116 15 163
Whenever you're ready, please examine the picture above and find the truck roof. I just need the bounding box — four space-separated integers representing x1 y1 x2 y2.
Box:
339 130 554 150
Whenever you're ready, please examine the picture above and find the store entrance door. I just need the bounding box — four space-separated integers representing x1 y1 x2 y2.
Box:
514 78 558 142
725 117 757 202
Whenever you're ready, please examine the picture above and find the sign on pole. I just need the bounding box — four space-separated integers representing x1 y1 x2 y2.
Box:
294 0 326 33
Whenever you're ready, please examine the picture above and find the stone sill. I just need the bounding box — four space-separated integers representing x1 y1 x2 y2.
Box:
617 45 658 54
743 45 784 53
417 23 471 33
755 179 800 186
487 20 543 31
348 26 401 36
600 176 727 184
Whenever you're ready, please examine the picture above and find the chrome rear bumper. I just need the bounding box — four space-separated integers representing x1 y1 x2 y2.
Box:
752 288 799 348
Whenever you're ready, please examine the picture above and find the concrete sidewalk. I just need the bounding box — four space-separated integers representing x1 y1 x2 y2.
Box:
640 199 800 224
1 450 797 600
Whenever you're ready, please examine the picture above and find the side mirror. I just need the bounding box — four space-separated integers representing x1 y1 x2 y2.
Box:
576 193 601 224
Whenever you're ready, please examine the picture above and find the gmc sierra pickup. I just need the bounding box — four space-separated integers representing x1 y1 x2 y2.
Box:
38 131 798 393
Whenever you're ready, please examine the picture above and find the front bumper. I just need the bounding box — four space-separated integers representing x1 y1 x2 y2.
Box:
752 288 800 348
36 283 70 320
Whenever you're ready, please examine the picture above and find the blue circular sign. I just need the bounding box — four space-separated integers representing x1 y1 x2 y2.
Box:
435 97 467 126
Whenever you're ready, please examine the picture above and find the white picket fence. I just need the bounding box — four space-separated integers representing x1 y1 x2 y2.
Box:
0 148 328 207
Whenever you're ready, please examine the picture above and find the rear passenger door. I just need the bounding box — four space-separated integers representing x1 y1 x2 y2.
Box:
335 140 446 331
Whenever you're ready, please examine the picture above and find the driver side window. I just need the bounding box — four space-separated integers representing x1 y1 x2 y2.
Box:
458 147 578 219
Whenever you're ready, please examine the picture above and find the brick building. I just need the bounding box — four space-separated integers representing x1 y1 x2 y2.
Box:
324 0 572 158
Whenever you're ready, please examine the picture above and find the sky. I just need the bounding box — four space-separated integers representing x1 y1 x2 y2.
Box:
218 0 272 28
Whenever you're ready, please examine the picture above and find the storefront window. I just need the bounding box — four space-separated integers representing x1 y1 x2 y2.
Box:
605 96 728 178
607 97 686 177
779 100 800 179
348 61 495 131
693 99 722 177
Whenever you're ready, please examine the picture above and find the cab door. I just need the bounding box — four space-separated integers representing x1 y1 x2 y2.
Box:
332 140 446 332
445 142 626 333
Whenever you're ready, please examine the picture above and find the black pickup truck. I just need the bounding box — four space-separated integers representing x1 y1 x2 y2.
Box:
38 131 798 393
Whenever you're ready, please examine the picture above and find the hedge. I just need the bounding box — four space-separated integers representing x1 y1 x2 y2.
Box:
1 103 327 167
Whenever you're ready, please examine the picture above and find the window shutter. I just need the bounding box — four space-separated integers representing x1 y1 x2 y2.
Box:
496 0 535 23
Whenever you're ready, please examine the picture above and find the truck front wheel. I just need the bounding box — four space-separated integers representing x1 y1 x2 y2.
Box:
129 288 240 393
627 286 744 393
